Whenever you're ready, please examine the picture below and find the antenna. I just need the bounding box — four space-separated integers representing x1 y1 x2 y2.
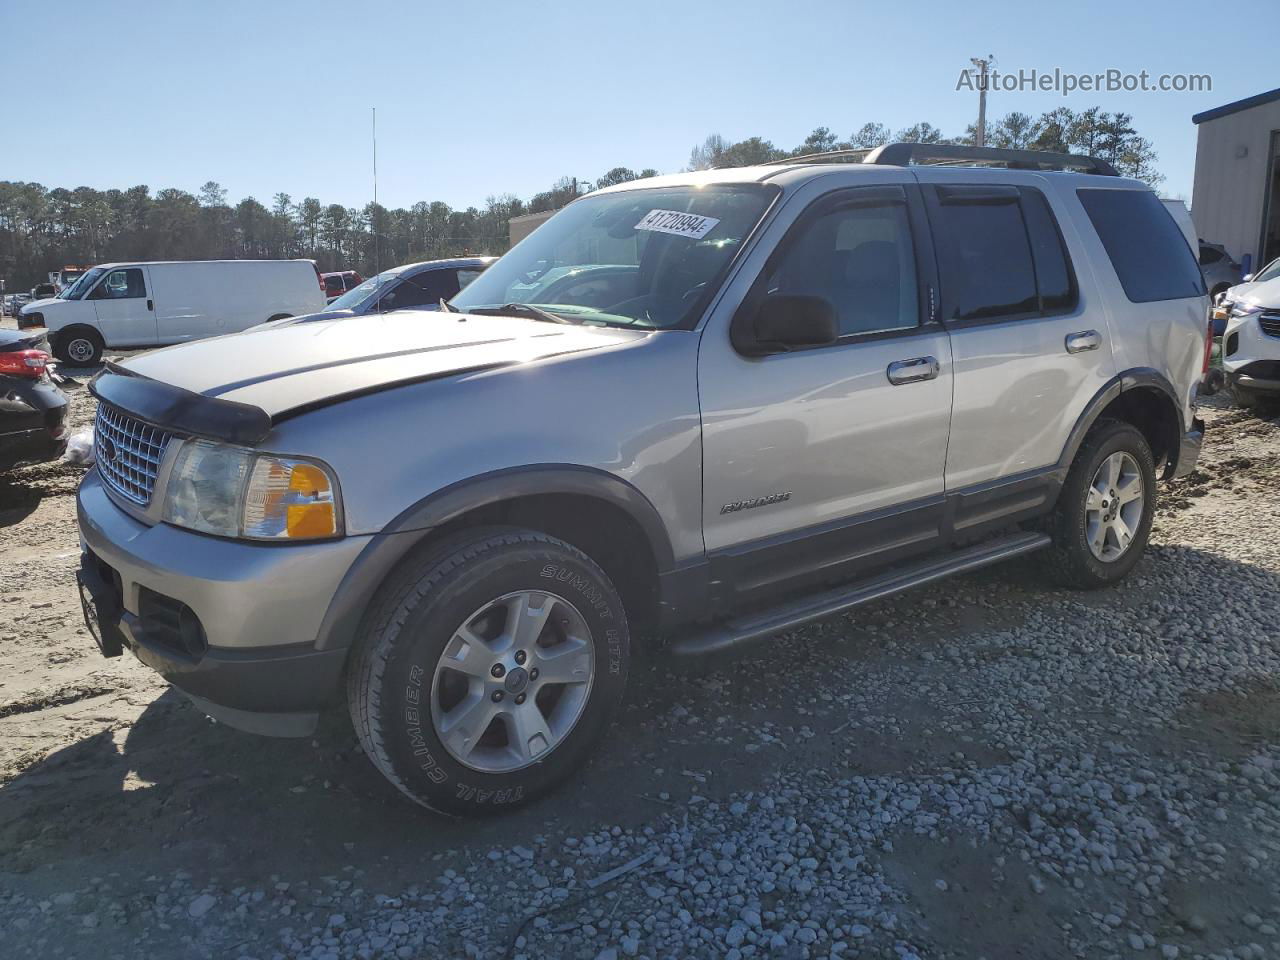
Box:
372 106 381 312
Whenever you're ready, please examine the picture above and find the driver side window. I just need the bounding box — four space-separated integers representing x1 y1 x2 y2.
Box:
764 199 919 338
90 268 146 300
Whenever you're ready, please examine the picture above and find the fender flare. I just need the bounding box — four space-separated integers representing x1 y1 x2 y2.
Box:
313 465 675 651
1056 368 1184 476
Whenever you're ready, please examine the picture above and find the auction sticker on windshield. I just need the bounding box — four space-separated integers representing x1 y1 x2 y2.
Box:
634 209 720 239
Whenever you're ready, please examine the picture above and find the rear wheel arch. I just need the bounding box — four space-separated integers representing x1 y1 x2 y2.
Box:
1059 370 1184 479
314 467 673 654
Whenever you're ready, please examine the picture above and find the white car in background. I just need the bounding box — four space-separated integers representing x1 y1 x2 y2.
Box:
1220 275 1280 410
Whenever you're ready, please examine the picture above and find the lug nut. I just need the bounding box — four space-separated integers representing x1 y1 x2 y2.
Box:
514 650 527 665
491 663 505 678
530 668 539 681
515 693 526 705
492 690 504 702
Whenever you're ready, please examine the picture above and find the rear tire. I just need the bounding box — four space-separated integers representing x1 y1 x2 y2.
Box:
346 527 630 815
1042 420 1156 590
54 328 103 366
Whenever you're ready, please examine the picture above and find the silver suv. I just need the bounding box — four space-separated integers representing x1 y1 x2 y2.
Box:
76 144 1209 814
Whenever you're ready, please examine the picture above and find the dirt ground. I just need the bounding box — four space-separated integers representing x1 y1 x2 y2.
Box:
2 339 1279 959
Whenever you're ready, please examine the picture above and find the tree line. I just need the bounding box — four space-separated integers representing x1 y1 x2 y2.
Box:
1 106 1160 291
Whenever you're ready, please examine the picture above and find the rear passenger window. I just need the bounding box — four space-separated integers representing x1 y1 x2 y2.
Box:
930 187 1034 321
1020 189 1076 312
1079 189 1206 303
763 196 919 337
929 185 1077 321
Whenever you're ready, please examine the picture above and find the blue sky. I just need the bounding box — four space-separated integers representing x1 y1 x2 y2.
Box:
5 0 1272 210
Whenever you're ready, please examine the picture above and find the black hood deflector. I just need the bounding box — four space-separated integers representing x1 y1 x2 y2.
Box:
90 362 273 445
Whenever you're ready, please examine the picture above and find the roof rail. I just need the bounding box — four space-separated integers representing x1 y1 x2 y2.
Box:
862 142 1119 176
762 148 872 166
766 142 1118 176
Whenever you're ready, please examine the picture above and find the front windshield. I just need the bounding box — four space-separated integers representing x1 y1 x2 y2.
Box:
58 267 104 300
327 270 399 311
451 184 777 329
1254 258 1280 285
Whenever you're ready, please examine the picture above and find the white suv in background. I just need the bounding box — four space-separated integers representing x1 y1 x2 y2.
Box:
1219 274 1280 409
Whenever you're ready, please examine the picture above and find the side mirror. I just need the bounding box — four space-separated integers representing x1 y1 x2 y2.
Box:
1242 273 1254 283
736 294 839 355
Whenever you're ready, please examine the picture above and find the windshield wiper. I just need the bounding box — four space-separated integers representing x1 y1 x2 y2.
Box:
469 303 579 325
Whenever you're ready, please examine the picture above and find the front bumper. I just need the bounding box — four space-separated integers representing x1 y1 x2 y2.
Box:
1222 312 1280 378
76 469 371 735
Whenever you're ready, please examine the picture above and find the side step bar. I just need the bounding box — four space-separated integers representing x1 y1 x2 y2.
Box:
670 531 1051 656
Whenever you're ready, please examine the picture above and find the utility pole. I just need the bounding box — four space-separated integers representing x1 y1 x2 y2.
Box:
970 56 994 147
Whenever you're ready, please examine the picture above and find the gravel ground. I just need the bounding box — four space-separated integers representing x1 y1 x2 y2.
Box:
1 351 1278 960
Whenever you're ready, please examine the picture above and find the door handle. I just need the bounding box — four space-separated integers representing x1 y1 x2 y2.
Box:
886 356 940 385
146 299 153 311
1065 330 1101 354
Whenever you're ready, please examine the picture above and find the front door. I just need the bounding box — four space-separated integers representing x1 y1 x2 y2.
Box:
698 183 953 598
89 266 157 347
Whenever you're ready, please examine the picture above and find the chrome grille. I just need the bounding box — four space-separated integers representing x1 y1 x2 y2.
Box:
1259 312 1280 339
95 404 173 506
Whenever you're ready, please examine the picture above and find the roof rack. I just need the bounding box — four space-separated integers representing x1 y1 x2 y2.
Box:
763 148 873 166
770 142 1118 177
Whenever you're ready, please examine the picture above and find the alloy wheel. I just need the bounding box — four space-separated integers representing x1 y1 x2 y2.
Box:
1084 451 1144 562
429 590 594 773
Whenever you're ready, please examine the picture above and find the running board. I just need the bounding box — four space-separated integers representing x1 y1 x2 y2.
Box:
670 531 1051 656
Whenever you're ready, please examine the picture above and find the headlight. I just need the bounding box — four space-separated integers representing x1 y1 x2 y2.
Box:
1230 303 1262 318
162 440 342 541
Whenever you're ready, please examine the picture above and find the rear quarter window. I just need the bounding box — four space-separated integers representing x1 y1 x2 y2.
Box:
1078 189 1206 303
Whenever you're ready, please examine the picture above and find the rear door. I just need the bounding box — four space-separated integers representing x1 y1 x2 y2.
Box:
89 266 157 347
914 171 1115 513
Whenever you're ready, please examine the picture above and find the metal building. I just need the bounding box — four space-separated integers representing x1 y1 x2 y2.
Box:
1191 87 1280 273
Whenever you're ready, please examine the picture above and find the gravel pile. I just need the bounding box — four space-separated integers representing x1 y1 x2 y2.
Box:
2 402 1278 959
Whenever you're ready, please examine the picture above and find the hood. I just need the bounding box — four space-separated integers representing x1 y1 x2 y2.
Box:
247 307 357 331
115 310 648 419
19 297 61 313
1226 276 1280 309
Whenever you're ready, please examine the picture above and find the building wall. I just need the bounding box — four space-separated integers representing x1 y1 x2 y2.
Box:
1191 99 1280 266
508 210 556 247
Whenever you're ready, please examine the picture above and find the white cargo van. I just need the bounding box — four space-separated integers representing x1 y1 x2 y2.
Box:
17 260 327 365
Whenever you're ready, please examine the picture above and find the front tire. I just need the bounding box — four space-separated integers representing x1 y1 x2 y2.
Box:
54 328 104 366
347 528 630 815
1042 420 1156 589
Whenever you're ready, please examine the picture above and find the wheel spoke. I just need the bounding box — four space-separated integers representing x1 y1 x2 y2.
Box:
1089 518 1107 554
533 638 593 685
505 592 555 650
1085 485 1105 512
1103 453 1122 490
1116 475 1143 505
506 703 553 762
437 693 498 760
1112 515 1133 549
440 625 493 679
